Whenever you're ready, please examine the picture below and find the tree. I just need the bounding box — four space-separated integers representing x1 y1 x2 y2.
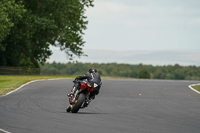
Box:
139 69 151 79
0 0 26 50
0 0 94 68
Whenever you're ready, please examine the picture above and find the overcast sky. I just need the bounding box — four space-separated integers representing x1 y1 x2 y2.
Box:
48 0 200 66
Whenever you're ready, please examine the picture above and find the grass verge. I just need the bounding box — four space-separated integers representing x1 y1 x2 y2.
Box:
0 75 76 95
192 85 200 92
1 75 199 96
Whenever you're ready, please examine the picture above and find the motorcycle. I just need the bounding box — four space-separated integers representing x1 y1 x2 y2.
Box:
66 80 94 113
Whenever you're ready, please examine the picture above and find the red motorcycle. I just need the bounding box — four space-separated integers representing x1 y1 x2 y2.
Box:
66 80 94 113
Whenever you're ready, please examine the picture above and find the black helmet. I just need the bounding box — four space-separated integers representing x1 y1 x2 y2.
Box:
89 68 97 73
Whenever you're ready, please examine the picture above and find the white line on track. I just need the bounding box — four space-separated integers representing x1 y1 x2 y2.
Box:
0 78 71 97
0 78 71 132
188 83 200 94
0 128 11 133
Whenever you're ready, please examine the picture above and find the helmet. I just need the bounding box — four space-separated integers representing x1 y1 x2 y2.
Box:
89 68 97 73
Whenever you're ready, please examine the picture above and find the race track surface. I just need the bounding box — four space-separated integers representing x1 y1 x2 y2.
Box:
0 78 200 133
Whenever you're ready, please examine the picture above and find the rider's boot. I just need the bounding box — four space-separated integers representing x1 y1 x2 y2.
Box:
83 95 95 107
89 95 95 100
84 99 92 107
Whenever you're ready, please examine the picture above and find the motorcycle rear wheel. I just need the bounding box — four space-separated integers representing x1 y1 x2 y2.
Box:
71 93 86 113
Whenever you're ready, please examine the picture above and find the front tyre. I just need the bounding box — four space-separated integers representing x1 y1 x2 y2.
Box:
71 93 86 113
66 105 71 112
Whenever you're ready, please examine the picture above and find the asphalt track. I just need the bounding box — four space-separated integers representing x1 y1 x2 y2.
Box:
0 78 200 133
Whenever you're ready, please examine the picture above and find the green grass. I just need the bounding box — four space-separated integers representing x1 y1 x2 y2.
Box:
0 75 76 95
0 75 121 95
192 85 200 92
1 75 199 96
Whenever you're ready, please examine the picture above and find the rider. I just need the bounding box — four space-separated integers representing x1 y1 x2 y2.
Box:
68 68 102 100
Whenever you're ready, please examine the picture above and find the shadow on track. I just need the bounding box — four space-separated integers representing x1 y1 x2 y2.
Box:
76 112 109 115
61 111 108 115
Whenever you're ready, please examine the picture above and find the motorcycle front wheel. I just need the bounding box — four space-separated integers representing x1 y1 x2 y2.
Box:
71 93 86 113
66 105 71 112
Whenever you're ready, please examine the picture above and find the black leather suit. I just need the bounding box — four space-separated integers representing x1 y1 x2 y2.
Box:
72 72 102 97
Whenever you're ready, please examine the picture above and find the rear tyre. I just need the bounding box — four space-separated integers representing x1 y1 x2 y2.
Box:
71 93 86 113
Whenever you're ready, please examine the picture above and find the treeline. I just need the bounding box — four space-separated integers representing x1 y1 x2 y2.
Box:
40 62 200 80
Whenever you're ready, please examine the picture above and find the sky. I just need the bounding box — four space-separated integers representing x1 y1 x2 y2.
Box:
48 0 200 66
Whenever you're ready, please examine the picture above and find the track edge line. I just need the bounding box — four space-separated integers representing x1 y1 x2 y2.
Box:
188 83 200 94
0 78 72 97
0 128 11 133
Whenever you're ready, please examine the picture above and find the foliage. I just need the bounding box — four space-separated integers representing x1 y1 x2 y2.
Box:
0 0 26 50
40 62 200 80
139 69 151 79
0 0 93 68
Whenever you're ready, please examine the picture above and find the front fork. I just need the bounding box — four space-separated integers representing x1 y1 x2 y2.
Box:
69 89 80 104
